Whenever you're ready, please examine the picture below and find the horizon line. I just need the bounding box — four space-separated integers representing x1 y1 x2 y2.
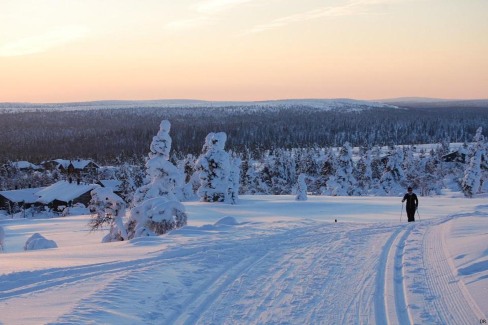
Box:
2 96 488 105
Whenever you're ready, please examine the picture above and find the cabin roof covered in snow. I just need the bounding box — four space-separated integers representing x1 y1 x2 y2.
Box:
97 180 122 191
0 188 44 204
49 159 99 170
36 181 98 204
10 161 42 170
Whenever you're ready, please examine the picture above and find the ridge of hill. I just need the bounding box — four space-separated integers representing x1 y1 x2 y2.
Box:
0 98 397 113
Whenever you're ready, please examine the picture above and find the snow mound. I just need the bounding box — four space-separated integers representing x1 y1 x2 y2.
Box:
24 233 58 251
214 216 239 226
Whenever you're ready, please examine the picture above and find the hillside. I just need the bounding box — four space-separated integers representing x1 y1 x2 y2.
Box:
1 195 486 324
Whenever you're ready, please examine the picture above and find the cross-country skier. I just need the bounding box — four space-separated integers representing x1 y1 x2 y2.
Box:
402 187 418 222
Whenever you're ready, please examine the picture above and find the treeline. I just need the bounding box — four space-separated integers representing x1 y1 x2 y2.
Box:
1 104 488 164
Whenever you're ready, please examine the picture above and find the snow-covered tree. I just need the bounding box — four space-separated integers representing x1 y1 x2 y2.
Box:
132 120 184 205
128 120 188 238
89 187 128 242
228 153 241 204
116 162 143 205
355 147 373 194
127 197 187 238
317 148 336 195
380 146 405 194
335 142 358 195
295 173 308 201
462 127 485 197
0 226 5 252
196 132 233 202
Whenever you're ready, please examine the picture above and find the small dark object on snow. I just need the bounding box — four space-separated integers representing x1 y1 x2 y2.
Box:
334 219 337 223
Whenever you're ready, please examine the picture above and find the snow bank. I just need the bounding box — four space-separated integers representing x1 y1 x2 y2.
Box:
214 216 239 226
24 233 58 251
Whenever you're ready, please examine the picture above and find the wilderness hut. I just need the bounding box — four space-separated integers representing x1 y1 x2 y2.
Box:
35 180 99 211
0 188 43 214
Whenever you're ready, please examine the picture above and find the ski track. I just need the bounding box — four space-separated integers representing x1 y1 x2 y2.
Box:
3 222 397 325
2 215 485 324
421 217 484 324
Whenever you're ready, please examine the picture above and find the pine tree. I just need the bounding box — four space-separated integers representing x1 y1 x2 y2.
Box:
196 132 232 202
335 142 358 195
127 120 187 238
380 146 405 194
462 127 485 197
295 173 308 201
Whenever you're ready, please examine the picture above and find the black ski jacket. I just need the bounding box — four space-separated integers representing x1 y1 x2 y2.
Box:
402 193 418 210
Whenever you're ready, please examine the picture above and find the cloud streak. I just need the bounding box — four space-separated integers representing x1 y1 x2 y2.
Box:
166 0 258 31
0 26 89 57
243 0 414 35
193 0 256 14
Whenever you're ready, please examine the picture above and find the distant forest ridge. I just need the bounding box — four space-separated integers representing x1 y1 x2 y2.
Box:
0 98 397 112
1 98 488 164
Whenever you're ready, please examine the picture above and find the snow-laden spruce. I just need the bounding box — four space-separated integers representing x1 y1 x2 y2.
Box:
127 120 187 238
295 173 308 201
196 132 240 204
89 187 128 242
462 127 486 197
0 225 4 252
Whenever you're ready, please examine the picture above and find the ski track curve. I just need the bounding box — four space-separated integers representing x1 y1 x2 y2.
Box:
7 216 483 325
34 222 400 325
421 216 485 324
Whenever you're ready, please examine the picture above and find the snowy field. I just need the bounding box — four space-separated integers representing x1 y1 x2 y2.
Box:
1 194 487 324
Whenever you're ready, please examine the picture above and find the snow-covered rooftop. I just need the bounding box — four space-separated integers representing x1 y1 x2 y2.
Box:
10 161 41 170
50 159 98 170
98 180 122 191
0 188 44 204
36 181 98 204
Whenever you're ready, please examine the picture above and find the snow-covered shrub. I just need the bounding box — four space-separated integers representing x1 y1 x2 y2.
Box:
295 173 308 201
127 197 187 238
128 120 188 238
24 233 58 251
0 226 5 252
89 187 128 242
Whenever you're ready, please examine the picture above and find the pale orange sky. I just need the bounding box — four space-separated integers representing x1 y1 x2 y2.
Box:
1 0 487 103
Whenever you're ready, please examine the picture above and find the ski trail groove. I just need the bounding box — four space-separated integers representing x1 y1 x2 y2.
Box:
392 225 413 325
423 219 484 324
168 251 271 325
374 225 404 325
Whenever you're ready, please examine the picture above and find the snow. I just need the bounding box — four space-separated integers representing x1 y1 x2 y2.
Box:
0 187 44 204
10 161 41 170
36 181 98 204
97 179 122 191
0 195 487 324
24 233 58 251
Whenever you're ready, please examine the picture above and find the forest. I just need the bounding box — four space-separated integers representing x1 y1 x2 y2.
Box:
1 100 488 165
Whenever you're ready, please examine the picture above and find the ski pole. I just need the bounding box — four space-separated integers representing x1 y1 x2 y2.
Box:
416 207 420 221
400 202 404 222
